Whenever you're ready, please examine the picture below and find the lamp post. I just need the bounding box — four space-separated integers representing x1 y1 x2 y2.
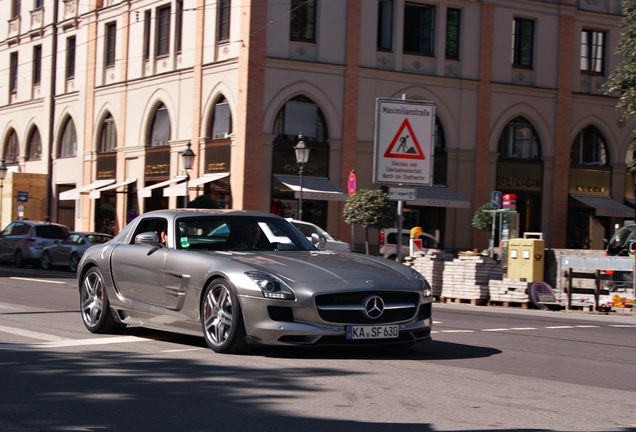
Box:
294 134 310 221
181 143 195 208
0 159 6 228
632 171 636 223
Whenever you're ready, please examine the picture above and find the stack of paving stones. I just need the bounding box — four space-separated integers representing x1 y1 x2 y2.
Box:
404 249 454 298
488 278 531 304
441 254 503 303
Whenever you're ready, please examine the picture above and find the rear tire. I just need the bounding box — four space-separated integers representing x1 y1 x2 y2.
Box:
201 279 248 354
80 267 126 334
41 251 52 270
14 250 24 268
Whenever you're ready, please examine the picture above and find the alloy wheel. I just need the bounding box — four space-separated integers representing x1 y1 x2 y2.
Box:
202 283 233 347
81 270 104 328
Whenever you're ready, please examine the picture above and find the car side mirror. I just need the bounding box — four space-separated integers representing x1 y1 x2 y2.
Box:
135 231 163 247
311 233 327 248
630 242 636 253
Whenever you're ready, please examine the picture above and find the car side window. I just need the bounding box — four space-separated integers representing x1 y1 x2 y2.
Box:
132 218 169 246
61 235 75 245
2 223 17 236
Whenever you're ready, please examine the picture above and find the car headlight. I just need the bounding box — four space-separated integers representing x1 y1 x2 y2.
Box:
245 271 296 301
411 269 432 301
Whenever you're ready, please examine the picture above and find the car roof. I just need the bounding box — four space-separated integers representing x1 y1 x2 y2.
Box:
8 220 68 228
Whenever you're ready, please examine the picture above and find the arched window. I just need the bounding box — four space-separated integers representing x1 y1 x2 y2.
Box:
498 117 541 159
99 113 116 153
148 103 170 147
27 128 42 161
59 118 77 158
571 126 608 165
209 96 232 140
274 96 328 143
4 130 19 164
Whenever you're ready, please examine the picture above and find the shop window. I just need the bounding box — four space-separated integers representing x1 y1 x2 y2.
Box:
498 117 541 159
99 114 117 153
27 128 42 161
571 126 608 165
403 3 435 56
512 17 534 68
59 117 77 158
377 0 392 51
217 0 231 43
4 130 19 165
290 0 315 42
209 97 231 140
148 103 170 147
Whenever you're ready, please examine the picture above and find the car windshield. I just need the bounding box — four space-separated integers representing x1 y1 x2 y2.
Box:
35 225 68 239
176 216 315 251
607 227 635 254
292 222 334 240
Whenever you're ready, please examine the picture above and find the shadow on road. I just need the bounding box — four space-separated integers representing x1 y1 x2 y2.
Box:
1 344 634 432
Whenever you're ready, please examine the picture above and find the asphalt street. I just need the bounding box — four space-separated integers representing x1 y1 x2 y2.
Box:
0 266 635 432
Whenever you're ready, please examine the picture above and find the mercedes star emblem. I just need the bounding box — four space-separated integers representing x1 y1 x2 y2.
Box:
363 295 385 319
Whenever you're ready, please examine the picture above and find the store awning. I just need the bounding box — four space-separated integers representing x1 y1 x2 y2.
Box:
570 194 634 218
59 179 115 200
137 176 187 198
410 186 471 208
163 173 230 197
89 179 137 199
273 174 348 202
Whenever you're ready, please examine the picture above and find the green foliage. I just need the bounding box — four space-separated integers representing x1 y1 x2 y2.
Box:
342 189 396 230
472 203 493 231
602 0 636 167
99 204 115 222
187 195 219 209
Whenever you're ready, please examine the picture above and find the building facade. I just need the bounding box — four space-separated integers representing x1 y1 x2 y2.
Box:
0 0 633 252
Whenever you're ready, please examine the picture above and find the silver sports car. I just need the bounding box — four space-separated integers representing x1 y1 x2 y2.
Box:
78 209 433 353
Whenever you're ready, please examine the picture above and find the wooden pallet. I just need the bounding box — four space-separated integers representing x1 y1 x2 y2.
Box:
487 300 529 309
440 297 487 306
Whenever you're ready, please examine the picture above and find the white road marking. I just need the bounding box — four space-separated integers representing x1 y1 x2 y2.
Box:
0 325 71 341
545 326 575 329
160 348 204 353
608 324 636 328
439 329 474 333
482 328 511 332
10 277 67 285
0 336 151 351
575 325 600 328
510 327 537 330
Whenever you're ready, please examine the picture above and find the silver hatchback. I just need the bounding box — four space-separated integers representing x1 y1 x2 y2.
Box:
0 220 70 267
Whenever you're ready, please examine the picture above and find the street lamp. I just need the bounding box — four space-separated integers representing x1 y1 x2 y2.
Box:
294 133 310 221
181 143 195 208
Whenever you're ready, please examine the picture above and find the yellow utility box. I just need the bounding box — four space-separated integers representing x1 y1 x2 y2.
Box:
507 238 545 282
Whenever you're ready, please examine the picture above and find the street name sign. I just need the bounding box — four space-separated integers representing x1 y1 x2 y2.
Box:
373 98 435 187
388 187 416 201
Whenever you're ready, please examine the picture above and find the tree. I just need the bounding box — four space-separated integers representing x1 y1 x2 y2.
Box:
602 0 636 167
187 195 219 209
343 189 396 254
472 203 494 232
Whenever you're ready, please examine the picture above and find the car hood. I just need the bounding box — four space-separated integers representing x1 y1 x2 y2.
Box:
225 250 412 285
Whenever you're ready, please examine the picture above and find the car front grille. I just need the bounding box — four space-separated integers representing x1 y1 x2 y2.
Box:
315 290 420 324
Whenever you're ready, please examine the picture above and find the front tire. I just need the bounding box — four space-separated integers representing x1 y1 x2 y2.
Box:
69 253 80 272
80 267 126 334
201 279 247 354
41 251 53 270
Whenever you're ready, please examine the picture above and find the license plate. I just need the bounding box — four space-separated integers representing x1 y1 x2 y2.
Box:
346 325 399 340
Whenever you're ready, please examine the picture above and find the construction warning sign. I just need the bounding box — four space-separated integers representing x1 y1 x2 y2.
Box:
373 98 435 187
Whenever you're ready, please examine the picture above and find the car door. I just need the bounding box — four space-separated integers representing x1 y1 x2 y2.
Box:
0 223 17 261
110 217 169 308
52 234 77 266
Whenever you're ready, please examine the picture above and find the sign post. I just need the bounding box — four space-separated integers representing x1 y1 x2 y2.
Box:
348 170 356 251
490 191 502 256
373 97 435 262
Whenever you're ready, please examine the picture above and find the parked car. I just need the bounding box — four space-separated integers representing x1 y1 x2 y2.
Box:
287 219 351 252
41 232 113 272
0 220 70 267
379 228 440 261
604 224 636 291
78 209 433 353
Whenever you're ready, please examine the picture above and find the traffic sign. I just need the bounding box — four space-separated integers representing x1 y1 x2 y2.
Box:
348 171 356 196
491 191 502 209
388 187 416 201
373 98 435 187
17 191 28 203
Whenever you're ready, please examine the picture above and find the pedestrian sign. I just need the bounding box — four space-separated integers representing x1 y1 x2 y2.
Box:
383 119 425 160
373 98 435 187
491 191 502 209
